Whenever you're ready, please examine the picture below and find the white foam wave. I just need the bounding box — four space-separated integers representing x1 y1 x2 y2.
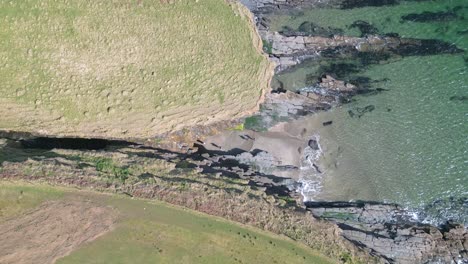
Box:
297 134 325 202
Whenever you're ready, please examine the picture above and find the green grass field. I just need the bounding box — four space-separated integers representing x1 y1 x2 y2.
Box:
0 183 333 264
0 183 64 221
0 0 271 138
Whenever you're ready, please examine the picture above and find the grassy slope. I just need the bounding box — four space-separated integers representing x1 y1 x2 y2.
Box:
0 183 333 264
0 0 270 138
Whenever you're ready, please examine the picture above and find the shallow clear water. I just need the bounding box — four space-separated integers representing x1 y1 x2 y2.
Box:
315 54 467 204
269 0 468 223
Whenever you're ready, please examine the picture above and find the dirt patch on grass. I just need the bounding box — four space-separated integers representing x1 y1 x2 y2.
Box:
0 200 116 264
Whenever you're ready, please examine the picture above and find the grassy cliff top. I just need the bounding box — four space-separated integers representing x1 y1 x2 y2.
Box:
0 0 272 138
0 183 332 264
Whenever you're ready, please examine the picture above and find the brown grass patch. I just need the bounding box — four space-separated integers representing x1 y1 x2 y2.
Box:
0 200 116 264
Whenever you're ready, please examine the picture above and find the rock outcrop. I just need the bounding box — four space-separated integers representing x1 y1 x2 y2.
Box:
263 91 332 118
260 74 358 121
240 0 331 14
263 31 463 71
306 201 468 263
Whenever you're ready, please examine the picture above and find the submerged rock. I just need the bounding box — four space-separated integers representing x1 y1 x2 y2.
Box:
449 95 468 102
457 29 468 35
318 74 357 92
308 139 320 150
356 105 375 118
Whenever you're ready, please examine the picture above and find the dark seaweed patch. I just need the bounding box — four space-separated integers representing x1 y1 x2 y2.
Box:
401 11 457 22
340 0 433 9
384 32 400 38
280 32 462 104
349 20 379 37
356 105 375 118
349 76 390 90
280 22 344 38
320 46 359 59
297 21 344 37
346 105 375 118
356 87 389 96
305 51 392 90
279 26 297 37
357 52 392 66
349 76 373 88
391 39 463 56
305 73 319 86
320 63 360 79
449 95 468 102
320 36 462 60
341 0 399 9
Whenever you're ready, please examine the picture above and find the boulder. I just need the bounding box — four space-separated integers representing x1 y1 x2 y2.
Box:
308 139 320 150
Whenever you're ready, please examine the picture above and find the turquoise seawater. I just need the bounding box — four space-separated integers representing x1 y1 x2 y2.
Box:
269 0 467 223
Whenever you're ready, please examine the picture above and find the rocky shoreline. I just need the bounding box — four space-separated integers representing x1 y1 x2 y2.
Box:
235 0 467 263
1 128 467 263
0 135 377 263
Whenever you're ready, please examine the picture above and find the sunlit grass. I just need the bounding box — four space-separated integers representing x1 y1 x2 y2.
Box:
0 0 270 138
